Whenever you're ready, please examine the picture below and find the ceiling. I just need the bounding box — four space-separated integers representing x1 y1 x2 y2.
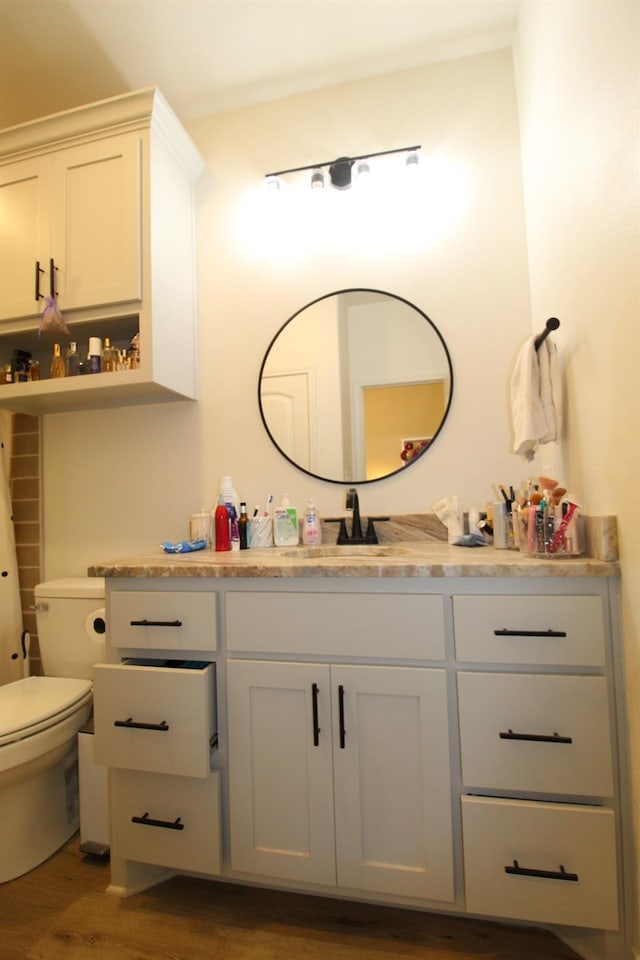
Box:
0 0 518 129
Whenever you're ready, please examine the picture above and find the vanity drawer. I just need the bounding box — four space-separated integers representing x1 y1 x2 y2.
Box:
109 590 217 652
461 795 618 930
457 672 613 796
94 661 216 777
226 591 445 660
110 768 221 875
453 595 605 665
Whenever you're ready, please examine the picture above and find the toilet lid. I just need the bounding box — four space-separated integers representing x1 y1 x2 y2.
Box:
0 676 92 744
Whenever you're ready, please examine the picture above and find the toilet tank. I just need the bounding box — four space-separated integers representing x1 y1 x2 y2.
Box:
34 578 106 681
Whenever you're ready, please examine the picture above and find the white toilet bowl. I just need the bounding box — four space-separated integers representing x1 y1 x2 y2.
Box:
0 675 93 882
0 577 105 883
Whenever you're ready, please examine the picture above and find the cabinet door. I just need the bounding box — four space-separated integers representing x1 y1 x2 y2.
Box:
227 659 336 885
0 156 51 321
51 134 142 311
332 665 454 901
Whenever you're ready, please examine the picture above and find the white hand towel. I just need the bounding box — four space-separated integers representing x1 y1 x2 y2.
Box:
510 336 562 460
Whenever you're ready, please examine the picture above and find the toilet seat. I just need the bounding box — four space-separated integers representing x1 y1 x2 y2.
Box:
0 676 92 748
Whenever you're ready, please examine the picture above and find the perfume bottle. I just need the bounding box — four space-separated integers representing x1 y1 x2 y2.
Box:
49 343 65 379
65 342 80 377
102 337 117 372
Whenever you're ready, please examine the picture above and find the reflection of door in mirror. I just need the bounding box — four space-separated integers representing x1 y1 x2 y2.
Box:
259 290 453 483
261 372 312 471
363 381 445 480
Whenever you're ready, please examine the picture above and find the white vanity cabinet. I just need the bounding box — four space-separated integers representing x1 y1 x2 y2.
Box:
95 571 624 955
0 134 140 324
454 593 620 931
95 587 221 880
227 658 453 900
0 87 204 413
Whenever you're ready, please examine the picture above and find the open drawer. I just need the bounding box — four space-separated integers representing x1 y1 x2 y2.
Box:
94 659 216 777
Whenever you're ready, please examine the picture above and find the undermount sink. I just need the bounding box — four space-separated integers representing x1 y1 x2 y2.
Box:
280 545 413 560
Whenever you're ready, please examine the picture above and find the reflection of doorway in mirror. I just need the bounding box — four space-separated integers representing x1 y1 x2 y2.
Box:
261 372 311 470
363 381 445 480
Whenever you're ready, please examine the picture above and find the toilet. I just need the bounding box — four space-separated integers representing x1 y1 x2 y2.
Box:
0 577 106 883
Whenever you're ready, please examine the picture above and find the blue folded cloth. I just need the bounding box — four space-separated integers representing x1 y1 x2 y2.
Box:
161 539 207 554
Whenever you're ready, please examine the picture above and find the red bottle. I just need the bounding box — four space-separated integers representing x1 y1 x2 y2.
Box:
214 498 230 551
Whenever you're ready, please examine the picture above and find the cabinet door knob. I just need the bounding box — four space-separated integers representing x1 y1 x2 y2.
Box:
131 812 184 831
311 682 321 746
114 717 169 732
338 684 346 749
505 860 578 882
499 729 573 744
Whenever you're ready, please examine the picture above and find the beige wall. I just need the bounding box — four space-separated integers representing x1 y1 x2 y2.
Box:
514 1 640 956
42 48 532 575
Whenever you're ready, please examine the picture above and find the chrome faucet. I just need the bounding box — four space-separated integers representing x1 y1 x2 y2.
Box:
326 488 390 545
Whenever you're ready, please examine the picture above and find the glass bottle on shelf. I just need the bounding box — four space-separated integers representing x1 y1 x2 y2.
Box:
28 360 40 381
65 342 80 377
102 337 118 372
49 343 65 379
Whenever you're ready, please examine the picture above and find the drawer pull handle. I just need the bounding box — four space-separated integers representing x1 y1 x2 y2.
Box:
132 812 184 831
494 628 567 638
338 684 346 749
129 619 183 627
114 717 170 732
312 682 321 746
499 728 573 744
505 860 578 882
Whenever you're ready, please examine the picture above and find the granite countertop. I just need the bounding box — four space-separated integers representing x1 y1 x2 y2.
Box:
87 542 619 580
87 514 619 580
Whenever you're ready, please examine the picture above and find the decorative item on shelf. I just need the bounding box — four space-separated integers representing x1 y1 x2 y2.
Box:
49 343 65 379
127 333 141 369
102 337 118 372
28 360 40 382
265 144 421 192
65 342 80 377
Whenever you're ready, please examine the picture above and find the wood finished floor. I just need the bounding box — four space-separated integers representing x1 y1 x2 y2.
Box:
1 836 583 960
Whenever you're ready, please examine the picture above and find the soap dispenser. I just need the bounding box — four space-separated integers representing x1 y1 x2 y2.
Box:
273 495 299 547
302 498 322 546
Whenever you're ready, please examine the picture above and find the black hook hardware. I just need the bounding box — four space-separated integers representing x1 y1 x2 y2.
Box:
534 317 560 351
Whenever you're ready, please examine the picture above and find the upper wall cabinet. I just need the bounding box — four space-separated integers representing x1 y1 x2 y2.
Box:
0 88 204 414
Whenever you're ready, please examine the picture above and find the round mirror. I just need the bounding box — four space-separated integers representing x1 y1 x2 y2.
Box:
259 289 453 483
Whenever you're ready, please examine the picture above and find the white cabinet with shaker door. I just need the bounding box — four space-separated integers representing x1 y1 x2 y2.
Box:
0 87 203 413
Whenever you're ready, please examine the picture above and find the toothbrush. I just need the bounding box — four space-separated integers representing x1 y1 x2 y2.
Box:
263 494 273 517
547 500 579 554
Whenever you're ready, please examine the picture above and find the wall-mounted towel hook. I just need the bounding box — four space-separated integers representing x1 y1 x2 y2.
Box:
534 317 560 351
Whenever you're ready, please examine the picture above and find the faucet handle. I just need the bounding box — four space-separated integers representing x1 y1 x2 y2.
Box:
365 516 390 544
325 517 350 544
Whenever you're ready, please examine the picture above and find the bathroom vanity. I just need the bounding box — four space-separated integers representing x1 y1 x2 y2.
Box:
89 541 626 960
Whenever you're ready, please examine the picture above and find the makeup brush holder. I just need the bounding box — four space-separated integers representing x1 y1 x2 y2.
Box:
514 504 582 557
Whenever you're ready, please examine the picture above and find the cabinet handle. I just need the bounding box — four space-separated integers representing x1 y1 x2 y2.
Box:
494 628 567 638
49 257 57 298
35 260 44 301
499 728 573 744
505 859 578 882
131 812 184 831
114 717 169 731
129 619 183 627
311 682 321 746
338 684 346 749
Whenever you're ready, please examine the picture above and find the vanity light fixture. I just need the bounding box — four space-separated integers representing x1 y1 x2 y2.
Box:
265 144 421 192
